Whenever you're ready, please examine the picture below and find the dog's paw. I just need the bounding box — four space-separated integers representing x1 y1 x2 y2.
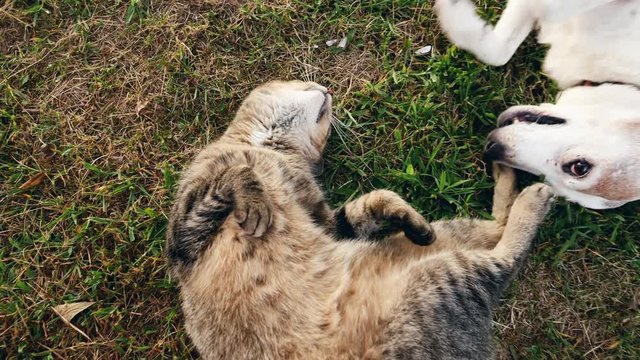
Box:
435 0 484 47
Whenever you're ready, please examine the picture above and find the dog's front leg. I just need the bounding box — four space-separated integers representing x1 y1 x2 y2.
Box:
435 0 535 66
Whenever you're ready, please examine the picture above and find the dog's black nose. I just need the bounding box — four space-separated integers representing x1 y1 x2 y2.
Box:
483 141 506 163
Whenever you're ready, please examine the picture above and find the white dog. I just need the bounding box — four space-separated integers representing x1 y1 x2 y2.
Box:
435 0 640 209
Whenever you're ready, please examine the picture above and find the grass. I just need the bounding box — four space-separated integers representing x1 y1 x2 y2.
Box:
1 0 638 358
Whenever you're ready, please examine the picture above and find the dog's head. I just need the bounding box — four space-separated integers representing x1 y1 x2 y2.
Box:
485 85 640 209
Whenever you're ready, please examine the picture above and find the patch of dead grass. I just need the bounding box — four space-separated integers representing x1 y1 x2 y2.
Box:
496 248 639 359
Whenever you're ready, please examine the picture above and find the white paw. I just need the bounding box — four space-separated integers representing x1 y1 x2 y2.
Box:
435 0 486 49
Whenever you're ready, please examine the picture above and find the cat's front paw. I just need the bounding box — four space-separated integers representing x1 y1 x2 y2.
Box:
511 183 555 223
234 196 273 237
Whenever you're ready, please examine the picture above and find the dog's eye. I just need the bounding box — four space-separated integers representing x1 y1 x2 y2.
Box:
563 160 592 178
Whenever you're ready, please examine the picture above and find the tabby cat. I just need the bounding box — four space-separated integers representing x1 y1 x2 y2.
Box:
166 80 555 359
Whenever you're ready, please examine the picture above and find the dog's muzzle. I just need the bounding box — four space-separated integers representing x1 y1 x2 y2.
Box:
483 140 506 163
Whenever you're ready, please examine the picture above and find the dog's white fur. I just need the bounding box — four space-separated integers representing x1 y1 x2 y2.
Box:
435 0 640 209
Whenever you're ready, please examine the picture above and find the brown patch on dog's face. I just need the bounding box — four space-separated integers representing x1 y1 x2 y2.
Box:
583 167 639 201
626 121 640 132
584 121 640 202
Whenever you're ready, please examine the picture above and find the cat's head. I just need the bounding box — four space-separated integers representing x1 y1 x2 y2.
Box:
224 80 333 163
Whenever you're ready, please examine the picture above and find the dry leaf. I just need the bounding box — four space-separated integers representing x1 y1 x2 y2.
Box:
606 340 621 349
53 301 94 322
135 100 150 116
18 172 46 190
52 301 95 341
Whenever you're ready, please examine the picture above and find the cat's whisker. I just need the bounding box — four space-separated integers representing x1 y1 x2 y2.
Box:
302 66 311 82
330 120 346 141
328 115 356 156
294 56 320 84
330 114 367 157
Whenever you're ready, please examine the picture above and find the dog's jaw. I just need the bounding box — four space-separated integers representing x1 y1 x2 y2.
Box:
553 187 630 209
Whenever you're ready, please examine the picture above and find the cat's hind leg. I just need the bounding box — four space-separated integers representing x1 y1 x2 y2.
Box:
427 164 519 251
380 183 554 359
491 164 518 226
492 183 555 267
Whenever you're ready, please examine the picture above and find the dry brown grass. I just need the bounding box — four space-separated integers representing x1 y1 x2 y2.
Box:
496 250 639 359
